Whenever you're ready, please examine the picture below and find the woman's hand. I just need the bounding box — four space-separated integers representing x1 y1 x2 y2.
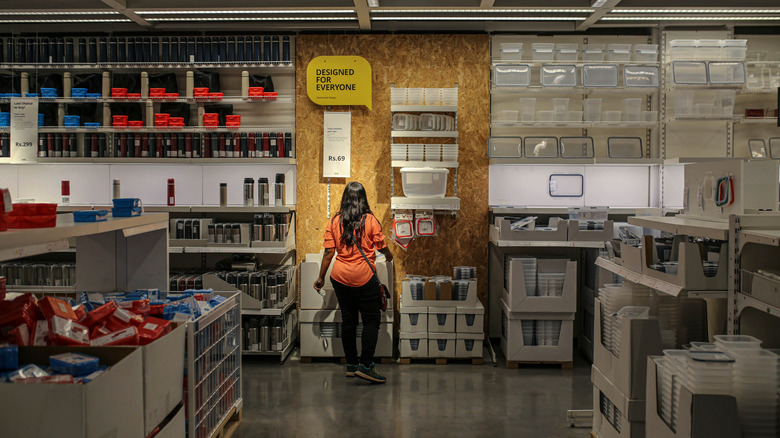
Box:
314 278 325 293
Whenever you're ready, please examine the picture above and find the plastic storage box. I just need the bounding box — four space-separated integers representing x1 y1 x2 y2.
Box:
669 40 697 60
672 61 708 84
493 64 531 87
624 65 659 87
560 137 594 158
488 137 523 158
499 43 523 61
607 44 631 62
722 39 747 59
632 44 658 62
400 168 449 198
524 137 558 158
708 61 746 84
555 44 579 61
541 65 577 87
582 64 618 87
531 43 555 61
608 137 643 158
582 44 605 61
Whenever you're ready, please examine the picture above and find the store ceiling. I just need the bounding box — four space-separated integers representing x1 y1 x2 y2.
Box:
0 0 778 33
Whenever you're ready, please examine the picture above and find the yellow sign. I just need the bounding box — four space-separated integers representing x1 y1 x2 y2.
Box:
307 56 372 110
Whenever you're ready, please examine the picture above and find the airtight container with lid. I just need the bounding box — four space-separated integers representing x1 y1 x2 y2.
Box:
400 168 449 198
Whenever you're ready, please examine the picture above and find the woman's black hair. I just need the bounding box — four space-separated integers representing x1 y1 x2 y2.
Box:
337 181 372 247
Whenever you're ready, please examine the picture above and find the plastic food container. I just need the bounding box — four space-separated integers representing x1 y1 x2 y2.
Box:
518 98 536 122
400 168 449 198
708 61 746 84
488 137 522 158
7 203 58 229
749 139 767 158
424 88 441 105
441 88 458 105
695 103 714 117
722 39 747 60
407 88 424 105
391 88 406 105
608 137 643 158
567 111 583 122
582 64 618 87
524 137 558 158
425 144 441 161
642 110 659 122
499 43 523 61
632 44 658 62
537 111 554 122
769 138 780 158
603 111 622 123
442 144 458 161
390 144 407 161
531 43 555 61
672 61 708 84
623 98 643 122
560 137 594 158
583 99 602 122
669 40 697 60
552 98 570 121
499 110 518 122
555 43 579 61
607 44 631 62
582 44 605 61
408 144 424 161
624 65 660 87
674 90 696 116
541 65 577 87
494 64 531 87
714 335 762 352
696 39 723 58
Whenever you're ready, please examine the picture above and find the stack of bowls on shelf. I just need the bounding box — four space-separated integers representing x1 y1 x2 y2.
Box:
537 270 566 297
391 88 407 105
506 255 537 297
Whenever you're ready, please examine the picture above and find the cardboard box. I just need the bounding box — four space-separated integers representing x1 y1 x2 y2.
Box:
401 278 477 308
642 236 728 291
500 300 574 362
0 346 144 438
155 405 185 438
400 332 428 358
593 298 662 400
592 365 646 438
503 258 577 313
614 242 645 273
428 332 456 358
300 254 393 310
568 220 614 242
644 356 741 438
456 302 484 333
489 217 568 242
400 306 428 333
456 333 484 358
299 309 393 358
142 323 185 436
428 307 456 333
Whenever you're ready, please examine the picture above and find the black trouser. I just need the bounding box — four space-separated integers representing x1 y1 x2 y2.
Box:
331 276 381 366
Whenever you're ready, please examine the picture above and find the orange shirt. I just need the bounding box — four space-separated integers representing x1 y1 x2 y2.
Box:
323 213 387 287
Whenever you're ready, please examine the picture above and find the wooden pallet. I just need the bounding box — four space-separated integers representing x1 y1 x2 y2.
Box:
300 357 393 365
505 359 573 370
399 357 484 365
212 403 242 438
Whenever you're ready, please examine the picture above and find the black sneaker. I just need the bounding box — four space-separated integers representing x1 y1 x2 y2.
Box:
345 364 359 377
355 363 386 384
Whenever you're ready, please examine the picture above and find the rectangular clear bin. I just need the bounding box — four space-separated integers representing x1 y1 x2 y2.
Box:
519 98 536 122
560 137 594 158
624 65 659 87
749 139 767 159
400 168 449 198
607 137 643 158
582 44 605 61
708 61 746 84
442 144 458 161
632 44 658 62
607 44 631 62
541 65 577 87
424 88 441 105
390 144 407 161
769 138 780 159
674 90 695 116
582 64 618 87
498 110 518 122
499 43 523 61
555 43 579 61
722 39 747 60
425 144 441 161
420 113 437 130
408 144 424 160
583 99 602 121
623 98 643 122
494 64 531 87
672 61 708 84
524 137 558 158
696 39 723 58
488 137 523 158
531 43 555 61
670 40 697 60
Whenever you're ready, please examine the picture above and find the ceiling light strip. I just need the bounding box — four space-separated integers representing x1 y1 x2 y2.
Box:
137 10 355 14
603 16 780 20
371 8 592 13
0 11 119 15
0 19 131 23
612 9 780 14
372 16 583 21
146 17 356 21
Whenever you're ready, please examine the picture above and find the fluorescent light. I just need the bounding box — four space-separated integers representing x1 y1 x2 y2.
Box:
592 0 607 7
371 8 593 13
137 9 354 14
146 17 356 21
367 0 380 7
0 19 130 23
372 16 584 21
613 8 780 13
603 16 780 20
0 11 119 15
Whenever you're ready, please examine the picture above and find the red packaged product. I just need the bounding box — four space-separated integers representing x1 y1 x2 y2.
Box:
48 315 90 346
126 93 142 100
111 88 127 98
138 317 171 345
154 113 170 127
90 323 111 339
193 87 210 96
31 320 49 346
149 304 166 317
127 120 144 128
19 375 75 384
112 115 129 126
107 307 143 330
225 115 241 126
208 92 223 100
0 276 5 300
168 117 185 126
118 299 150 318
8 323 30 346
247 86 264 96
39 296 78 321
745 109 765 118
263 92 278 101
149 88 166 96
73 304 86 321
90 326 139 346
82 301 118 327
6 203 57 229
164 93 180 100
193 294 206 301
9 203 57 216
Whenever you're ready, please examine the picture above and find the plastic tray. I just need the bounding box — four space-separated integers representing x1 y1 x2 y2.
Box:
541 65 577 87
708 61 746 84
607 137 643 158
560 137 594 158
400 168 449 198
582 64 618 87
672 61 708 84
111 207 142 217
624 65 659 87
494 64 531 87
523 137 558 158
112 198 141 208
73 210 109 222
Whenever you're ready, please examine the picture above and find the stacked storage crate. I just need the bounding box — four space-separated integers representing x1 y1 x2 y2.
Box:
399 267 484 363
299 252 394 360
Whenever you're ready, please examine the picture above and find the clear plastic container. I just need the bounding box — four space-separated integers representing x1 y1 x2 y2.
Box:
670 40 697 60
407 88 424 105
390 144 407 161
608 137 643 158
390 88 406 105
672 61 708 84
603 111 622 123
541 65 577 87
552 98 570 121
519 98 536 122
499 42 523 61
714 89 736 116
555 43 579 61
424 144 441 161
582 64 619 87
400 168 449 198
708 61 746 84
769 138 780 158
582 44 606 61
407 144 424 161
420 113 437 130
714 334 762 351
567 111 583 122
642 110 659 122
583 99 602 121
749 139 767 158
537 111 554 122
494 64 531 87
607 44 632 62
632 44 658 62
524 137 558 158
499 110 518 122
392 113 419 130
531 43 555 61
624 65 660 87
560 137 594 158
441 88 458 105
623 98 643 122
442 144 458 161
696 39 723 58
674 90 696 116
488 137 522 158
695 103 714 117
722 39 747 60
424 88 442 105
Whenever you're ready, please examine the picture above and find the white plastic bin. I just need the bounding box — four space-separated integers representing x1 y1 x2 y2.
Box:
708 61 746 84
494 64 531 87
400 167 449 198
552 98 570 122
624 65 659 87
696 39 723 58
582 64 618 87
632 44 658 62
488 137 522 158
555 43 579 61
441 144 458 161
531 43 555 61
407 88 424 105
583 99 602 122
391 88 407 105
560 137 594 158
424 88 442 105
642 110 658 122
567 111 583 122
672 61 708 84
541 65 577 87
607 44 631 62
524 137 558 158
407 144 424 161
499 43 523 61
441 88 458 105
582 44 605 61
603 111 622 123
674 90 696 116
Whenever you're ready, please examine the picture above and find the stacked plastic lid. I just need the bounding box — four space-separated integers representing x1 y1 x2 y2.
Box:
406 275 426 300
505 255 536 297
319 322 341 338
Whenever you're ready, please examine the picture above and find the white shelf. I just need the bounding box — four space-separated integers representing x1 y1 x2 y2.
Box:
667 116 740 122
5 285 77 293
491 121 656 128
30 126 293 134
739 88 780 95
0 213 168 262
490 206 665 215
663 157 737 165
241 337 296 363
390 197 460 211
594 158 663 165
668 84 744 90
491 86 658 95
627 215 729 240
391 105 457 112
391 131 458 138
737 292 780 318
490 238 606 248
0 62 295 71
492 61 660 67
1 158 296 165
169 244 294 254
391 161 459 168
190 205 295 213
739 229 780 247
489 158 662 165
737 118 778 124
596 257 723 297
2 96 293 104
242 299 295 316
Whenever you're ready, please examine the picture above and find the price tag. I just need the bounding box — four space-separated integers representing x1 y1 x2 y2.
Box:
323 112 351 178
10 97 39 163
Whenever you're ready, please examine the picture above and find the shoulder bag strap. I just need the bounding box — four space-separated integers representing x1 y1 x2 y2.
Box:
356 242 377 276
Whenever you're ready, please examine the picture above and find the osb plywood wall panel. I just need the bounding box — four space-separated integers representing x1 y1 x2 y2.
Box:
296 34 490 308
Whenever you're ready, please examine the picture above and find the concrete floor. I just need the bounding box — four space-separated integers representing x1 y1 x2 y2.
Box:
234 350 594 438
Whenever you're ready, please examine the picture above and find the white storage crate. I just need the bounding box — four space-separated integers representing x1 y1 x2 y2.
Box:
499 42 523 61
592 366 646 438
456 302 485 333
299 309 394 358
428 332 457 358
503 258 577 313
500 300 574 363
400 332 428 358
428 306 456 333
672 61 708 84
400 305 428 332
456 333 484 358
708 61 746 84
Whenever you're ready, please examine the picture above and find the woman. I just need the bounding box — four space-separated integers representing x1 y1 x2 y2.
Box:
314 182 393 384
